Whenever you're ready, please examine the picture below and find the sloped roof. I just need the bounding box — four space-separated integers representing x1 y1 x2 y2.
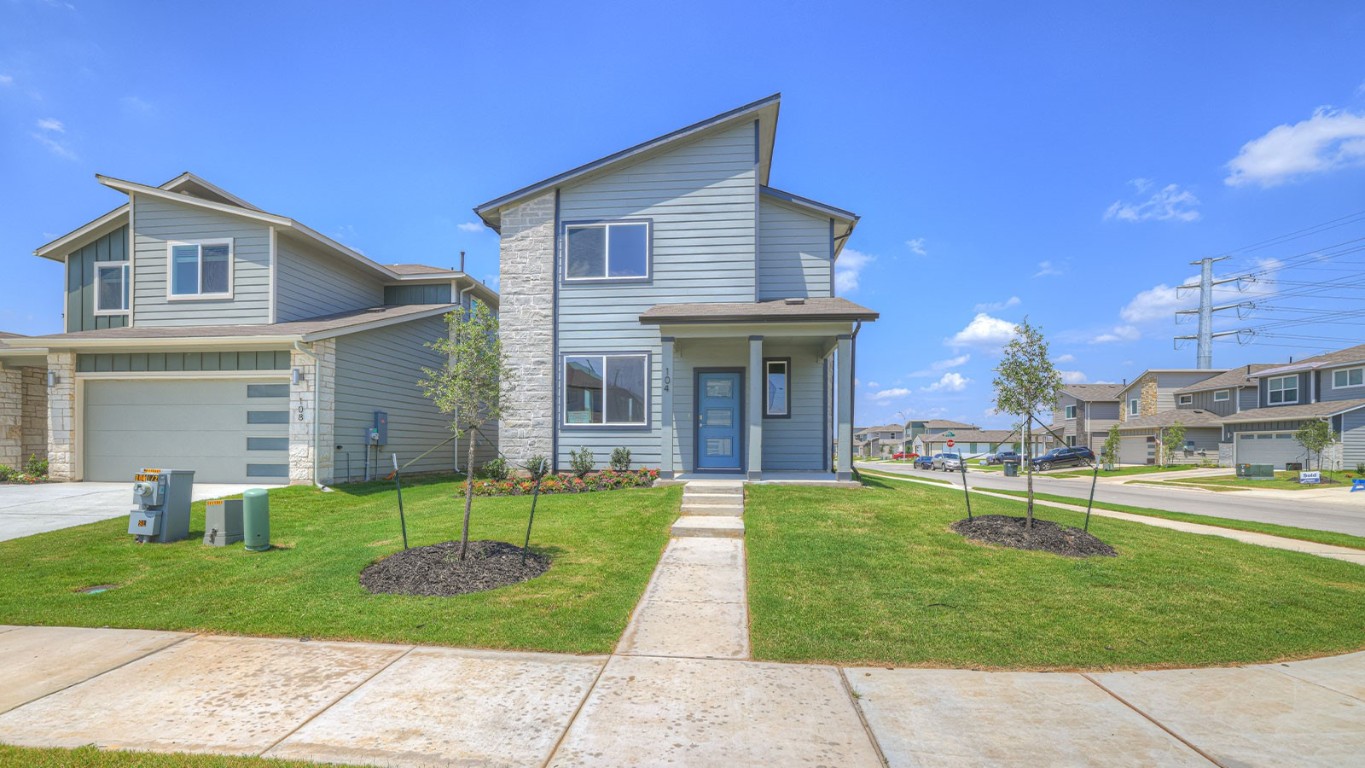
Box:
1221 398 1365 423
639 297 878 325
388 264 459 276
1176 365 1275 394
0 331 22 339
1117 409 1224 431
916 429 1017 443
856 425 905 436
1257 343 1365 377
919 419 980 430
1062 384 1126 401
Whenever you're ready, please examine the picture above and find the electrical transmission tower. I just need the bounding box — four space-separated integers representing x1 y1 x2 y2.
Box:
1174 255 1250 369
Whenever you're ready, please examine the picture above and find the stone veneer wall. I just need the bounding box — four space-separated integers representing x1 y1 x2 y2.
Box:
46 352 76 480
289 340 336 485
496 192 556 469
1139 378 1159 417
21 366 47 463
0 366 21 470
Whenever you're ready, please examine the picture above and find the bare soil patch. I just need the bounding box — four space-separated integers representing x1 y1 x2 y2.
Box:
361 540 550 596
952 515 1117 558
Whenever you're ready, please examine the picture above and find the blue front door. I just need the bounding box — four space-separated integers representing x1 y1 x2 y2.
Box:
697 371 743 471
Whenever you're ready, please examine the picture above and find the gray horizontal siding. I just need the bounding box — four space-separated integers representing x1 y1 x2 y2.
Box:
760 342 827 470
333 316 466 477
77 351 291 373
1343 410 1365 467
385 283 453 306
132 194 271 326
670 338 747 473
66 225 129 332
757 198 831 300
1154 372 1222 411
1321 364 1365 403
275 235 384 321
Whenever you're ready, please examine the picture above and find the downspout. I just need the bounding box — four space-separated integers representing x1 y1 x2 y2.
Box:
850 319 863 479
292 339 329 491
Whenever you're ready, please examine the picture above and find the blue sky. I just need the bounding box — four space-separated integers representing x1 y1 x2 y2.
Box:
3 1 1364 428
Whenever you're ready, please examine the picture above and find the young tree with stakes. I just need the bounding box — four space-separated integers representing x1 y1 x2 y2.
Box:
1102 423 1122 469
1160 421 1186 468
1295 420 1338 479
420 301 512 561
992 319 1064 528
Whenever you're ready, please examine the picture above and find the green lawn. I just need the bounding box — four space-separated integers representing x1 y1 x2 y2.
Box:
1154 470 1354 491
983 488 1365 551
0 745 337 767
1047 464 1214 479
745 477 1365 670
0 476 677 654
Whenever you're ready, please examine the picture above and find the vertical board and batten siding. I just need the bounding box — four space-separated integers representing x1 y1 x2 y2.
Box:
554 122 758 469
1187 389 1245 417
384 283 453 306
756 198 831 300
1321 364 1365 403
65 225 130 332
1342 409 1365 466
333 316 489 477
1239 386 1259 411
274 235 385 321
132 195 271 326
759 342 828 470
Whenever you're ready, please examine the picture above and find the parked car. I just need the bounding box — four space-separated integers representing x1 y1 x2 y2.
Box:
933 452 962 471
914 454 937 470
1031 446 1095 471
984 449 1020 466
892 451 913 461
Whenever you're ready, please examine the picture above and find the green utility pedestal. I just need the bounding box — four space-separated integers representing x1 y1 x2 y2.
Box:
243 488 271 551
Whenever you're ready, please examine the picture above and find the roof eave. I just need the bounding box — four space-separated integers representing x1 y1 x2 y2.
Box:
639 312 879 325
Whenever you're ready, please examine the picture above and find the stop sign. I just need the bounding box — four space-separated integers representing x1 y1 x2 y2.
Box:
946 439 955 448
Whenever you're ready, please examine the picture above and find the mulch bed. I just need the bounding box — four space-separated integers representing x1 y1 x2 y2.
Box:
951 515 1117 558
360 540 550 597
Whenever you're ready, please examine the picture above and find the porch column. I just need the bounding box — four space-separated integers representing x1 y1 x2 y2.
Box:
659 336 675 479
0 363 21 471
836 334 853 480
747 335 764 481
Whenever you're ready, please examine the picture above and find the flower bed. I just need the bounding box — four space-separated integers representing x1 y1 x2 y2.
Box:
469 469 659 496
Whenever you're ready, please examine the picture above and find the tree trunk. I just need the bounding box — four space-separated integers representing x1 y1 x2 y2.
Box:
460 424 477 560
1025 420 1034 529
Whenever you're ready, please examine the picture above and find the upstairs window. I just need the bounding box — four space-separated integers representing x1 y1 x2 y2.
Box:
564 354 648 426
764 358 790 417
94 262 129 314
1213 389 1230 402
168 239 232 299
1178 394 1193 405
1267 375 1298 405
1332 367 1364 389
1128 399 1139 416
1064 405 1076 419
564 221 650 281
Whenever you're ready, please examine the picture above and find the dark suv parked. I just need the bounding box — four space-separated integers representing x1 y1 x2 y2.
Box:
1031 446 1095 471
984 449 1020 466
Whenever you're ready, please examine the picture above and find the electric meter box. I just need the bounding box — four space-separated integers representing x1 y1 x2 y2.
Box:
373 411 388 445
128 468 195 544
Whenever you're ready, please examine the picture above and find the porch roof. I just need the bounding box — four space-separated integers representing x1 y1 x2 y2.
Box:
639 297 878 325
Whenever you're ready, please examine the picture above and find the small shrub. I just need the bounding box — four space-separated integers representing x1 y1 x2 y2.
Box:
570 447 595 478
524 454 550 481
610 447 632 472
0 465 13 482
481 457 510 482
467 468 659 496
25 454 48 478
1357 462 1365 475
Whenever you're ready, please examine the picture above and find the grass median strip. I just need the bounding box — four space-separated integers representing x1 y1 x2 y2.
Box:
745 477 1365 669
0 745 340 767
983 488 1365 551
0 476 677 653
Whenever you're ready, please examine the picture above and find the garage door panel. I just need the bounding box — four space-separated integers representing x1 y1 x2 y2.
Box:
1235 432 1305 470
84 378 289 483
1118 435 1153 465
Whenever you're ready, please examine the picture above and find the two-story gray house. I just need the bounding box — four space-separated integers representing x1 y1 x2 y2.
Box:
0 173 497 484
475 95 878 480
1112 368 1225 464
1221 344 1365 469
1051 384 1124 449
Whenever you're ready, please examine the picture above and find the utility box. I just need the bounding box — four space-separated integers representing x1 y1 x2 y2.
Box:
373 411 388 445
203 499 243 546
1236 463 1275 479
128 468 195 543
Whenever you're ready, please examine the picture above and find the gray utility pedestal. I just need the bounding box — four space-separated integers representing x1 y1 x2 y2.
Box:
203 499 243 546
127 469 195 544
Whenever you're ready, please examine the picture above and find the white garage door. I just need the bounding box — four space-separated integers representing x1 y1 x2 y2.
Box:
84 378 290 483
1118 435 1154 465
1234 432 1305 470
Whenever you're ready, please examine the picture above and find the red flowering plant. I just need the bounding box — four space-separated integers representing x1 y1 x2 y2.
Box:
465 468 657 497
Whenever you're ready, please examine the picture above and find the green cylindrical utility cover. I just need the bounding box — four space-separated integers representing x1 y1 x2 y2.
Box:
242 489 270 551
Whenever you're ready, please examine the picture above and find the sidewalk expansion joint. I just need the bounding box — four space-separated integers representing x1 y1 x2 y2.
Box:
1080 673 1224 767
837 667 891 768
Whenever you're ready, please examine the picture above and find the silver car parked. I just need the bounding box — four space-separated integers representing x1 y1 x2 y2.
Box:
932 452 962 471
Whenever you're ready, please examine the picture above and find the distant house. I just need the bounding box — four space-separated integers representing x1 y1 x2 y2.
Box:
1220 344 1365 470
1113 365 1270 465
1111 368 1227 465
856 424 905 458
904 419 978 444
1051 384 1125 448
913 427 1048 460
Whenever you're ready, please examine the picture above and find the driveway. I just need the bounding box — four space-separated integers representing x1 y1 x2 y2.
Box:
858 462 1365 537
0 482 279 543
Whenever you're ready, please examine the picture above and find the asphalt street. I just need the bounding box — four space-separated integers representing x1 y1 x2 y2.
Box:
858 461 1365 537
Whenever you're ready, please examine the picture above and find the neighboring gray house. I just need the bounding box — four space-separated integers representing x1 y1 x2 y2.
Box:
904 419 978 444
856 425 905 458
0 173 498 484
476 94 878 480
1052 384 1124 449
1112 368 1225 465
1220 344 1365 470
913 428 1048 460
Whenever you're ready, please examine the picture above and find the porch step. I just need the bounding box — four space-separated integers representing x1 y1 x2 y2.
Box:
683 491 744 501
683 484 743 496
681 502 745 516
671 515 745 539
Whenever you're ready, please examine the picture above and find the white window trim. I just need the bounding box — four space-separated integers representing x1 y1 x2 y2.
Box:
1331 366 1364 390
562 221 652 282
561 353 649 427
1064 405 1076 419
1178 394 1193 405
1267 375 1299 405
1213 389 1230 402
166 238 234 301
1128 399 1139 416
93 261 130 315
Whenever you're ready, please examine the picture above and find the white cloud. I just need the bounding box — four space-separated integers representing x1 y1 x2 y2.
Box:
1090 325 1140 344
908 354 970 377
483 273 500 289
1104 179 1200 222
836 248 873 293
866 381 880 389
31 132 75 160
1033 260 1062 278
120 96 155 115
973 296 1020 312
36 117 64 133
906 238 927 256
1059 370 1088 384
1226 107 1365 187
923 372 970 393
870 387 911 402
0 74 13 86
947 313 1017 349
1119 261 1275 325
457 222 484 233
1055 353 1075 363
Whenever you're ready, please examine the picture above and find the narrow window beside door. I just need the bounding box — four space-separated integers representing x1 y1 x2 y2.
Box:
763 358 790 418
